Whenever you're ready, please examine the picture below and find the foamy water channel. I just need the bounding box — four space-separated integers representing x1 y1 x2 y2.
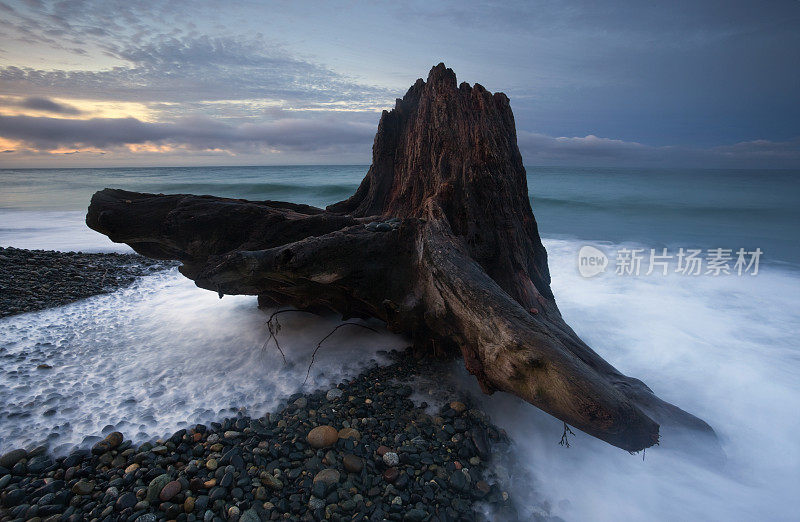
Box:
0 269 406 454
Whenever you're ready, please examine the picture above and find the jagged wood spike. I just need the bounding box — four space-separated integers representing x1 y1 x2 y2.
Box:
86 63 715 451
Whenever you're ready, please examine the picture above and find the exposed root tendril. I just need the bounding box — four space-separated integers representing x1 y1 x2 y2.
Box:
559 422 576 448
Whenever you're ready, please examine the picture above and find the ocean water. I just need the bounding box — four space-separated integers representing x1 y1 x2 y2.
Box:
1 166 799 521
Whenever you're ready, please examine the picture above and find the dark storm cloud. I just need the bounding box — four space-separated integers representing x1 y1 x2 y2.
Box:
0 0 797 166
2 112 796 167
0 113 375 154
14 96 82 114
398 0 800 147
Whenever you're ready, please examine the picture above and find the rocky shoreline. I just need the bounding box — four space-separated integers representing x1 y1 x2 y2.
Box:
0 351 530 521
0 248 562 521
0 246 177 318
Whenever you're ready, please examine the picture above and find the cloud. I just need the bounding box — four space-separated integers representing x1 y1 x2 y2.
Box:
15 96 82 114
517 131 800 168
0 113 376 154
0 35 392 108
1 112 797 168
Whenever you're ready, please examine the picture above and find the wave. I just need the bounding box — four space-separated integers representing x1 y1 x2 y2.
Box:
411 238 800 521
531 194 793 216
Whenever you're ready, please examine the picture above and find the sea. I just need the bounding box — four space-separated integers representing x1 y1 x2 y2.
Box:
1 165 798 521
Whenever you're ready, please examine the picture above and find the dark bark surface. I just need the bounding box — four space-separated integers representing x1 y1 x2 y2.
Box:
87 64 715 452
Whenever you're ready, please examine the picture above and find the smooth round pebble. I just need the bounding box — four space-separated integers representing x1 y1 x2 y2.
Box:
382 451 399 466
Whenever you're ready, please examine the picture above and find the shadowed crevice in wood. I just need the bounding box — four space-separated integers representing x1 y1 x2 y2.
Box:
87 63 715 452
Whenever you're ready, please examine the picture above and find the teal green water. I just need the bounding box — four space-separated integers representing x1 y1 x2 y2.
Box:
1 165 798 265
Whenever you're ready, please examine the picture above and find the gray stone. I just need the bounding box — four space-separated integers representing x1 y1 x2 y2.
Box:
0 449 27 468
405 508 428 522
382 452 399 466
326 388 343 401
146 473 171 502
312 468 340 486
240 509 260 522
116 491 137 511
449 470 467 491
343 454 363 473
261 473 283 490
71 480 93 495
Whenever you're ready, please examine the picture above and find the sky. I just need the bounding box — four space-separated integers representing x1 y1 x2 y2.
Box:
0 0 798 168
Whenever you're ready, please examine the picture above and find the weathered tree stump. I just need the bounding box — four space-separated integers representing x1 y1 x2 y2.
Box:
87 64 714 451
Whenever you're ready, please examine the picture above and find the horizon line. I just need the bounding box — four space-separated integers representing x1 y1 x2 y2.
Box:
1 164 799 172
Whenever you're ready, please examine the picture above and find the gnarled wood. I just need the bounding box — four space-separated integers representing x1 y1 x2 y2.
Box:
87 64 714 451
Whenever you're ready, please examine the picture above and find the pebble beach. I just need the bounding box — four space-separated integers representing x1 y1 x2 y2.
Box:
0 247 176 318
0 249 546 522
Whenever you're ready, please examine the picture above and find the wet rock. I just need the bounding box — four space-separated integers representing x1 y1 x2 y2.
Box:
312 468 340 487
240 508 260 522
469 426 490 459
146 474 171 502
159 480 182 501
450 401 467 413
116 491 138 511
326 388 343 401
71 480 94 495
309 496 325 510
376 445 391 457
323 450 338 466
449 470 468 491
261 472 283 490
342 454 363 473
405 508 428 521
307 425 338 448
382 467 399 483
0 449 27 468
91 431 123 454
337 427 361 441
382 452 399 466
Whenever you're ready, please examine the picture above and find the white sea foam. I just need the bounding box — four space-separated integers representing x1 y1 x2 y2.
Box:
447 238 800 521
0 210 131 252
1 226 798 520
0 269 406 454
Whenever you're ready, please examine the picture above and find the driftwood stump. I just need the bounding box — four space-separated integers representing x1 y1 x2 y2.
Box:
87 64 714 452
